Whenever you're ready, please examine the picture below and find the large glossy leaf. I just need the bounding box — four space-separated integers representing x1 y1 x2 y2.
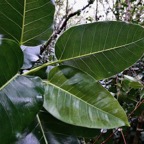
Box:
0 38 23 87
39 111 81 144
39 111 99 138
44 65 129 129
14 117 45 144
55 21 144 80
0 75 44 144
0 0 55 45
0 33 43 144
15 111 83 144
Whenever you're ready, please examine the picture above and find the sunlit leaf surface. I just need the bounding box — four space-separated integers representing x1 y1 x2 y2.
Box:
44 66 129 129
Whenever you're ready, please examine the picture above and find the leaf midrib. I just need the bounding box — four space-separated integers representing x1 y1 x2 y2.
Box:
36 115 48 144
47 81 125 122
20 0 26 45
0 74 18 91
58 36 144 61
25 35 144 76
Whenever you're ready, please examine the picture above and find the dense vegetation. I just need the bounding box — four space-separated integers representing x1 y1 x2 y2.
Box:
0 0 144 143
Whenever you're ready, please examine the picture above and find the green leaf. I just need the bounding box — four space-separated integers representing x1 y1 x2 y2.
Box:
140 89 144 99
15 111 83 144
39 111 99 138
0 38 23 87
123 75 143 89
14 117 46 144
44 65 129 129
55 21 144 80
0 75 44 144
38 112 81 144
0 30 43 144
0 0 55 46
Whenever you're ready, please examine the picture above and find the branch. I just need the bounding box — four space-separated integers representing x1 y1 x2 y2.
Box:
95 0 99 21
40 0 95 54
128 99 144 118
125 0 131 22
120 129 127 144
65 0 69 18
93 132 103 144
101 129 117 144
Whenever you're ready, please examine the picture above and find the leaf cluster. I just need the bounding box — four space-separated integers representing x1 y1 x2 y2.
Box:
0 0 144 144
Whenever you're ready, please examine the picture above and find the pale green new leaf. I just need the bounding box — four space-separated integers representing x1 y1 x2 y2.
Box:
0 0 55 46
44 66 129 129
55 21 144 80
123 75 143 89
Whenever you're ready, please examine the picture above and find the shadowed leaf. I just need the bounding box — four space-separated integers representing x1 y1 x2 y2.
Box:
0 0 55 46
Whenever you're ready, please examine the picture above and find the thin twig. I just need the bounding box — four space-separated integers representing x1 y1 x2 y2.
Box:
66 0 69 18
93 132 103 144
101 129 117 144
120 129 127 144
125 0 131 22
128 99 144 118
95 0 99 21
40 0 95 54
105 0 116 19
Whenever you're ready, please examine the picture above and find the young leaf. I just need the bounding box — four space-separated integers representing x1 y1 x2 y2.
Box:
123 75 143 89
55 21 144 80
0 0 55 46
44 65 129 129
